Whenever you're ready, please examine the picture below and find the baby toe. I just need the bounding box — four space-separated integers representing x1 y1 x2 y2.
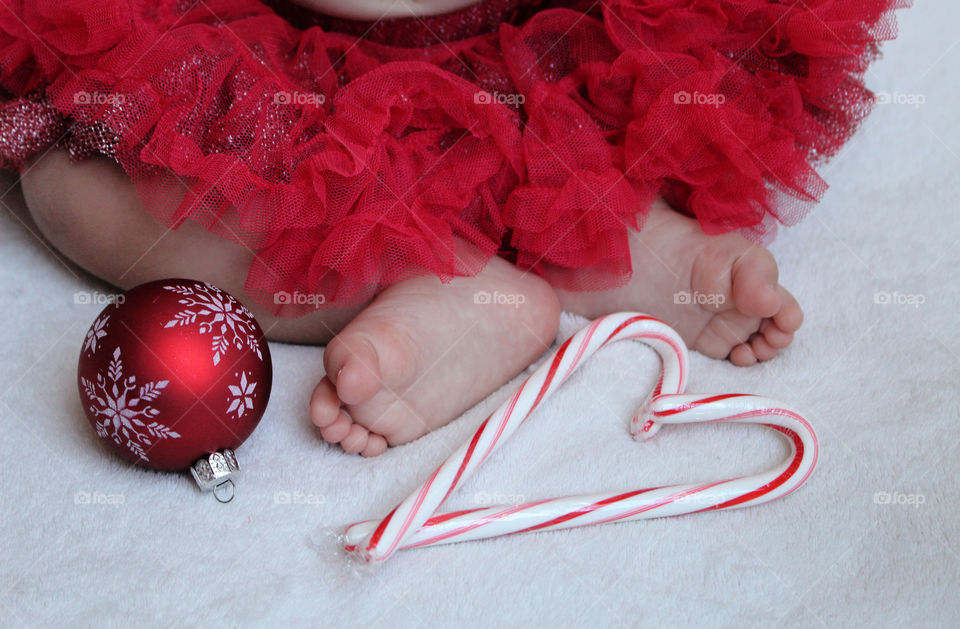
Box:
361 434 389 458
749 334 779 361
760 319 794 349
710 311 762 347
731 248 781 319
729 343 758 367
324 332 384 406
310 377 341 428
772 287 804 333
319 410 353 443
340 422 371 454
694 330 736 360
693 311 761 359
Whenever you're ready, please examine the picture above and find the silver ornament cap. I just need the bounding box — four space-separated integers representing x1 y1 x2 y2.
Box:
190 449 240 503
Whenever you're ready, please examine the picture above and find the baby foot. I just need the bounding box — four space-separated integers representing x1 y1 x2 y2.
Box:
309 255 560 456
556 198 803 366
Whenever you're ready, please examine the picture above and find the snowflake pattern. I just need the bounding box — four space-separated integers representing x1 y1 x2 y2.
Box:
162 283 263 366
83 313 110 355
80 347 180 463
226 371 258 420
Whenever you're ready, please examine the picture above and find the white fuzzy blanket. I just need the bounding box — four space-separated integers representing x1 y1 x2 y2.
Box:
1 3 956 627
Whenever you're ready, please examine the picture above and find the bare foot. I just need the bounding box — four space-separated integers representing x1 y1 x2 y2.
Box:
556 198 803 366
309 254 560 456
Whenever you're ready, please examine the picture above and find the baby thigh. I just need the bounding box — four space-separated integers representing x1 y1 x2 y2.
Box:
19 149 361 343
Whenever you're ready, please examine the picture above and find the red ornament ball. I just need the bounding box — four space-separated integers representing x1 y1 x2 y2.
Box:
77 279 272 471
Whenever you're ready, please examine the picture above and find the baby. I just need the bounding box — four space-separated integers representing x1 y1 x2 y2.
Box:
11 0 886 459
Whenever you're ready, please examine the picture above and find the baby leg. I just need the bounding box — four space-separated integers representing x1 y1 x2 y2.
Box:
19 149 362 344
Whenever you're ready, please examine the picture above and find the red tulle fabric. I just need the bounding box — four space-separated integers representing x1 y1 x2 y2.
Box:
0 0 907 315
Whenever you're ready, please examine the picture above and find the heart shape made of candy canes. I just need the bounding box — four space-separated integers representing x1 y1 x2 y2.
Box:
343 312 818 563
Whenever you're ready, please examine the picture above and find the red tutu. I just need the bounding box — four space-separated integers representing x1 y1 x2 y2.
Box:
0 0 906 315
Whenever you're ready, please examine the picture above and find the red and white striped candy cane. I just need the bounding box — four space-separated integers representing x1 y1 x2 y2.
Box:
343 313 817 562
344 394 816 551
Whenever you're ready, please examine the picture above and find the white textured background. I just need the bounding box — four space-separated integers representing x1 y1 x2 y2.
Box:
1 2 956 627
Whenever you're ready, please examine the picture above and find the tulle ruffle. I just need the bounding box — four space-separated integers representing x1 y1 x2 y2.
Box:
0 0 907 314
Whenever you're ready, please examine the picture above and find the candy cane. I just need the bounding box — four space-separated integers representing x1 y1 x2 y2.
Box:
342 313 817 562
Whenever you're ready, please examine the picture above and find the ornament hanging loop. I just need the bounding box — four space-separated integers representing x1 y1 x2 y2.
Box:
191 449 240 502
213 480 236 503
